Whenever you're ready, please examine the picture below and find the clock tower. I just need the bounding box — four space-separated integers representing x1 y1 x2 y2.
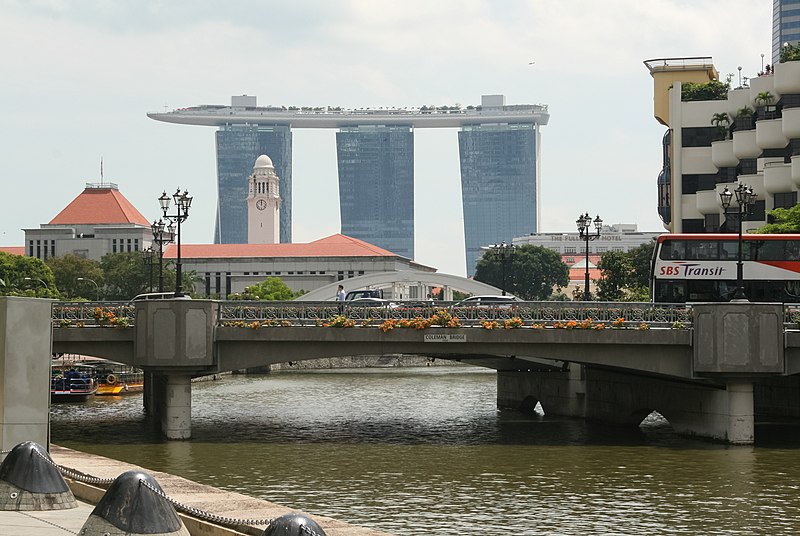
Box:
246 154 281 244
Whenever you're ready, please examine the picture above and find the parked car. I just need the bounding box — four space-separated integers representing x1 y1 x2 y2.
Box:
345 289 384 301
347 297 398 308
451 295 520 308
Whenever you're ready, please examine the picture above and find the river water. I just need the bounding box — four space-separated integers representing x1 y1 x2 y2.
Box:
50 367 800 535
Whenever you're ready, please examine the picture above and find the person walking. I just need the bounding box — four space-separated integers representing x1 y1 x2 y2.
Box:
336 284 346 313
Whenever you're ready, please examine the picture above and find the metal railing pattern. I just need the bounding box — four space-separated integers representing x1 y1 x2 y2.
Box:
50 300 694 328
52 302 134 327
217 301 693 328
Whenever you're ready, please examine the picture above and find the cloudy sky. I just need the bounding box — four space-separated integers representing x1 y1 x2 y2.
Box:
0 0 771 276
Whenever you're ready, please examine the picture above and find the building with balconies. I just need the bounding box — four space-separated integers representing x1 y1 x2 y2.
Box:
645 57 800 233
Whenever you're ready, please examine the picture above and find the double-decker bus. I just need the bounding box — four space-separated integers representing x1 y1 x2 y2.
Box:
651 234 800 303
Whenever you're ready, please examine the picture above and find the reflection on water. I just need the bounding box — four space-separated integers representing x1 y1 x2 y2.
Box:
51 367 800 536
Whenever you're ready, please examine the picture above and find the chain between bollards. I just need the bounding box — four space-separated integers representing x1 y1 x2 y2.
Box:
28 449 321 534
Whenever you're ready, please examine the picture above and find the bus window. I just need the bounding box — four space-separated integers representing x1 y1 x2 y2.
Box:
654 280 686 302
660 240 685 260
685 240 718 260
750 240 783 260
786 241 800 261
720 241 738 260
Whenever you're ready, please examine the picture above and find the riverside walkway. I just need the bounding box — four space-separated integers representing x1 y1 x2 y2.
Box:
0 445 391 536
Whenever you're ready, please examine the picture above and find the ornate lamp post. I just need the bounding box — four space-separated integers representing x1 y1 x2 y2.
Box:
159 189 192 297
720 183 757 300
576 213 602 301
484 242 516 296
151 219 174 293
77 277 100 301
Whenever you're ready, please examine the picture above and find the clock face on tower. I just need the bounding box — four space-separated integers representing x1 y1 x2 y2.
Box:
256 199 267 211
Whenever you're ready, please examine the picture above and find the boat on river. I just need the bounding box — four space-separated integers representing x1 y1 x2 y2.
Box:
51 355 143 399
51 370 98 402
93 362 144 396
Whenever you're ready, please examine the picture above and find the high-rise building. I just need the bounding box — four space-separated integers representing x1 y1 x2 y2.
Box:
148 95 548 272
644 56 800 233
336 126 414 259
458 99 541 275
774 0 800 64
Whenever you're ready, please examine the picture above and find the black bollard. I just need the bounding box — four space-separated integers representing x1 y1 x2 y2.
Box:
80 470 189 535
0 440 76 510
263 512 328 536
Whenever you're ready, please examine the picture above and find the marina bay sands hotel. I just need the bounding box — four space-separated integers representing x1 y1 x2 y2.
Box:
148 94 549 275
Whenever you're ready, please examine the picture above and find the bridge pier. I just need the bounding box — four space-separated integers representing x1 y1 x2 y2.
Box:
497 364 586 418
159 374 193 440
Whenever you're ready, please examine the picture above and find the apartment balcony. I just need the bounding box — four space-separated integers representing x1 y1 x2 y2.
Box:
749 75 778 100
774 61 800 94
727 88 752 115
783 107 800 139
793 155 800 186
756 118 789 149
696 189 721 214
711 139 738 168
763 162 793 194
732 129 760 159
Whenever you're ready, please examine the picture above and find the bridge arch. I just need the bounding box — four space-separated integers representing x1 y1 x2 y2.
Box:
297 270 502 301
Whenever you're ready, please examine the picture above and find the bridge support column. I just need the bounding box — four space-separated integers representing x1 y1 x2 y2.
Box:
160 374 192 440
497 364 586 418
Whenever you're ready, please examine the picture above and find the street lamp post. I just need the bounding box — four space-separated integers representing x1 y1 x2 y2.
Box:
576 213 603 301
151 219 174 293
159 189 192 297
720 183 757 300
142 247 155 293
486 242 515 296
77 277 100 301
23 277 48 292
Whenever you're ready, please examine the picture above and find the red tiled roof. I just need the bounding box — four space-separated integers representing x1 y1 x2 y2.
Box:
163 234 398 259
49 187 149 226
0 246 24 256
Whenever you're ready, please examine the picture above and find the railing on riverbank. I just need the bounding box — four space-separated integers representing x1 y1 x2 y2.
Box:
51 300 695 329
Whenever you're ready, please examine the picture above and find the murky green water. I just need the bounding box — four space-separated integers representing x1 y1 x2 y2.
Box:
50 367 800 535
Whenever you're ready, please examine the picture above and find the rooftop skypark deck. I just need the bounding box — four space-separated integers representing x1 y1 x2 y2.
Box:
147 101 550 128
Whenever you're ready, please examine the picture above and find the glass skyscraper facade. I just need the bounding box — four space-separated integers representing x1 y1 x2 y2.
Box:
336 126 414 259
214 125 292 244
774 0 800 63
458 124 539 276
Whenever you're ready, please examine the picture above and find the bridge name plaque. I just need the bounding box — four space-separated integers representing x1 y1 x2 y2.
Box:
423 333 466 343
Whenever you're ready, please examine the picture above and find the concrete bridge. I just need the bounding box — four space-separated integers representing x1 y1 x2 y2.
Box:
42 299 800 445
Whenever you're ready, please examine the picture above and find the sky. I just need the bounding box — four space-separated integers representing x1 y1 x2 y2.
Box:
0 0 772 276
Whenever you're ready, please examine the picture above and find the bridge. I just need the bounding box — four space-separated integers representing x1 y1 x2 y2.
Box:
35 299 800 445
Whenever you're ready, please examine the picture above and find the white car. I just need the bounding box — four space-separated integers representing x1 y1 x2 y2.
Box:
452 295 520 308
347 297 398 308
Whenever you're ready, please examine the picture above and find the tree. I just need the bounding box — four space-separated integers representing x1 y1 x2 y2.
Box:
245 277 299 300
594 241 655 301
0 252 58 297
100 252 154 300
474 245 568 301
47 254 104 299
596 251 631 301
757 204 800 234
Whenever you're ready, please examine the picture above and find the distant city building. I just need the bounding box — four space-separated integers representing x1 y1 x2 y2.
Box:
8 182 435 299
23 183 152 261
246 155 281 244
148 94 549 272
337 126 414 259
774 0 800 64
512 224 660 291
644 57 800 234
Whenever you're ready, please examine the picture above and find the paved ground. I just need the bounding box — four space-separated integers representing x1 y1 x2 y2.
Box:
0 500 94 535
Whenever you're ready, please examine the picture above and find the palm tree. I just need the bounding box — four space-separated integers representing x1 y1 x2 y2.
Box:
711 112 731 140
755 91 774 107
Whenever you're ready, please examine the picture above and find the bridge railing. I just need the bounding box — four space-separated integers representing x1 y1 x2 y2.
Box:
52 302 134 327
218 301 692 328
49 301 693 329
785 305 800 330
